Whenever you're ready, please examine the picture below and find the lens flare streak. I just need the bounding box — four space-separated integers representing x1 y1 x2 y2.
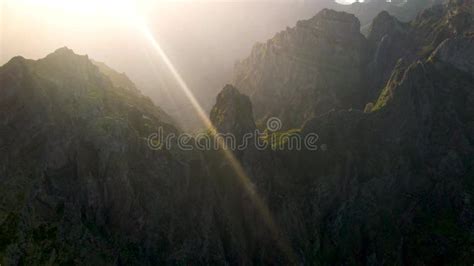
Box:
137 20 296 262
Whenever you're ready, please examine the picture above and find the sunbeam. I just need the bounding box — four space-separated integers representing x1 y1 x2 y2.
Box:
136 16 296 263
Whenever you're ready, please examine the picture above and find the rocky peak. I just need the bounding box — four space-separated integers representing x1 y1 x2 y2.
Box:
298 9 361 36
210 84 256 138
218 84 244 98
233 9 368 129
1 56 31 79
42 47 91 67
367 11 405 43
364 11 412 101
50 46 76 56
36 47 101 87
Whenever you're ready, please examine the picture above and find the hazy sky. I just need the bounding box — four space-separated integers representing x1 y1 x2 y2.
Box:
1 0 356 64
0 0 354 129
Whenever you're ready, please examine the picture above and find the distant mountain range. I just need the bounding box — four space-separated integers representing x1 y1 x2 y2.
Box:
231 0 470 129
123 0 441 130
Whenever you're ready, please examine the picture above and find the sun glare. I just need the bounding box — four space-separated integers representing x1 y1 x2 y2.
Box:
3 0 295 260
9 0 134 14
4 0 149 26
137 19 296 262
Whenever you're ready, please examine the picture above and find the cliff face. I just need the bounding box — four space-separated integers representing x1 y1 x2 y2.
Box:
220 1 474 264
365 0 472 104
0 48 297 265
233 1 472 128
210 84 256 139
299 35 474 263
210 32 474 263
0 48 200 264
365 11 413 101
233 9 369 128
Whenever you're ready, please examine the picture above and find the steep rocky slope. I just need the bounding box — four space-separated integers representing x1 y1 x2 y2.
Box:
298 35 474 263
0 48 301 265
0 47 190 264
0 48 266 265
233 0 472 129
219 1 473 264
210 84 256 140
212 33 474 265
233 9 369 128
365 0 472 104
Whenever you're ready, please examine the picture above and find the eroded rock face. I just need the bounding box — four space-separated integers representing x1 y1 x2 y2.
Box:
210 84 256 139
365 11 413 101
233 9 369 128
232 0 472 127
296 43 474 263
0 48 295 265
0 48 198 264
430 35 474 74
227 2 474 264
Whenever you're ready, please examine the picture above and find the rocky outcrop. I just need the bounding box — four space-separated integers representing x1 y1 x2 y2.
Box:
430 35 474 74
367 11 408 44
210 84 256 139
365 11 413 101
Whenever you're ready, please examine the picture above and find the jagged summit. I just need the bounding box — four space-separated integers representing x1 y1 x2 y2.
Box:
43 46 90 63
300 8 361 34
34 48 141 94
219 84 241 96
367 10 407 43
0 47 187 264
210 84 255 138
0 48 174 124
233 8 368 129
6 55 26 63
52 46 75 54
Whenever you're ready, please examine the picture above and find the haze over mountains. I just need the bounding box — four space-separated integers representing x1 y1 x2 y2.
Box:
1 0 473 264
2 0 439 130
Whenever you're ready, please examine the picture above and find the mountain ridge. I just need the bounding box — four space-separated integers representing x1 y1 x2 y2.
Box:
233 8 369 128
